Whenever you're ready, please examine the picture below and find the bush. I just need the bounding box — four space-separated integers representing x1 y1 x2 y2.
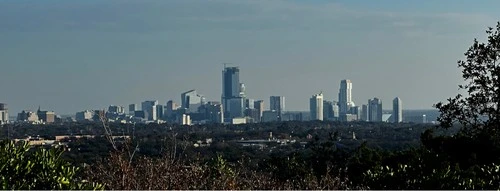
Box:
0 140 103 190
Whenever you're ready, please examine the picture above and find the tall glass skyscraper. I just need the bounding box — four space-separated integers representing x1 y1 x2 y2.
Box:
222 66 244 119
223 66 240 99
270 96 285 121
310 92 324 121
393 97 403 123
338 79 353 114
368 98 383 122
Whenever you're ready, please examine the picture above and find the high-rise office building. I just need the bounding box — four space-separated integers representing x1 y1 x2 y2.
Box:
128 104 137 115
164 100 180 120
254 100 264 121
0 103 8 124
244 108 260 123
310 92 324 121
323 101 334 120
393 97 403 123
245 99 254 109
108 105 124 114
75 110 94 122
368 98 383 122
350 106 361 120
361 104 369 121
181 89 205 113
37 107 55 123
270 96 285 121
338 79 353 115
228 98 244 118
141 100 159 121
156 104 164 120
332 101 339 119
200 101 224 123
222 66 245 119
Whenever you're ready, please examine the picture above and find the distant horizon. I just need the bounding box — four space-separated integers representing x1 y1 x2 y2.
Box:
6 108 439 118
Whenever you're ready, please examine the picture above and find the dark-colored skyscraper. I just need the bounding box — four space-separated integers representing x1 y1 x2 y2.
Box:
128 104 137 115
323 101 334 120
222 66 244 119
361 104 369 121
222 66 240 99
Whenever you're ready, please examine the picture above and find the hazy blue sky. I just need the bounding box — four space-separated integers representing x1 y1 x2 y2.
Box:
1 0 499 115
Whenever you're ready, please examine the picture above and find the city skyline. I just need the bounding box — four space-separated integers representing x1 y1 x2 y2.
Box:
0 67 436 116
2 0 498 114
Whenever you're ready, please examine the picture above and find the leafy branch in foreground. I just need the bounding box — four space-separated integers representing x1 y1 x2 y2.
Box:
0 140 103 190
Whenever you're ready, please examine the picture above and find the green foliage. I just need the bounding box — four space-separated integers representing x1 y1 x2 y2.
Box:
0 140 103 190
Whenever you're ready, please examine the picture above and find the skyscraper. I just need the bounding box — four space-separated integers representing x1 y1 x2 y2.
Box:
368 98 383 122
323 101 334 120
332 101 340 119
0 103 8 124
310 92 324 121
128 104 137 115
270 96 285 121
338 79 354 117
245 98 254 109
254 100 264 122
222 66 244 119
156 104 164 120
361 104 369 121
393 97 403 123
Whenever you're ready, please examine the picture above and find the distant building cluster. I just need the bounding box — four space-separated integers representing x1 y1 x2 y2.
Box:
16 106 59 124
307 79 404 123
2 65 437 125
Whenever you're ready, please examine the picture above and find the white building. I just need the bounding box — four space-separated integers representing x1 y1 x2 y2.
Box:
180 114 191 125
310 92 324 121
393 97 403 123
338 79 354 114
0 103 8 124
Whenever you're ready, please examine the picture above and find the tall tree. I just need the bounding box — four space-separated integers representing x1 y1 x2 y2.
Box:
436 22 500 133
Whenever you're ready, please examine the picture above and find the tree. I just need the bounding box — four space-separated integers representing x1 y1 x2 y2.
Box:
0 140 103 190
436 22 500 133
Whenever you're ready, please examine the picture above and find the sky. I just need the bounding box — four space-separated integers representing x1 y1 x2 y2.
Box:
0 0 499 115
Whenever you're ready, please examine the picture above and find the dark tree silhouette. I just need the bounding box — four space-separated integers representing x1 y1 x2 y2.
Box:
436 22 500 133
